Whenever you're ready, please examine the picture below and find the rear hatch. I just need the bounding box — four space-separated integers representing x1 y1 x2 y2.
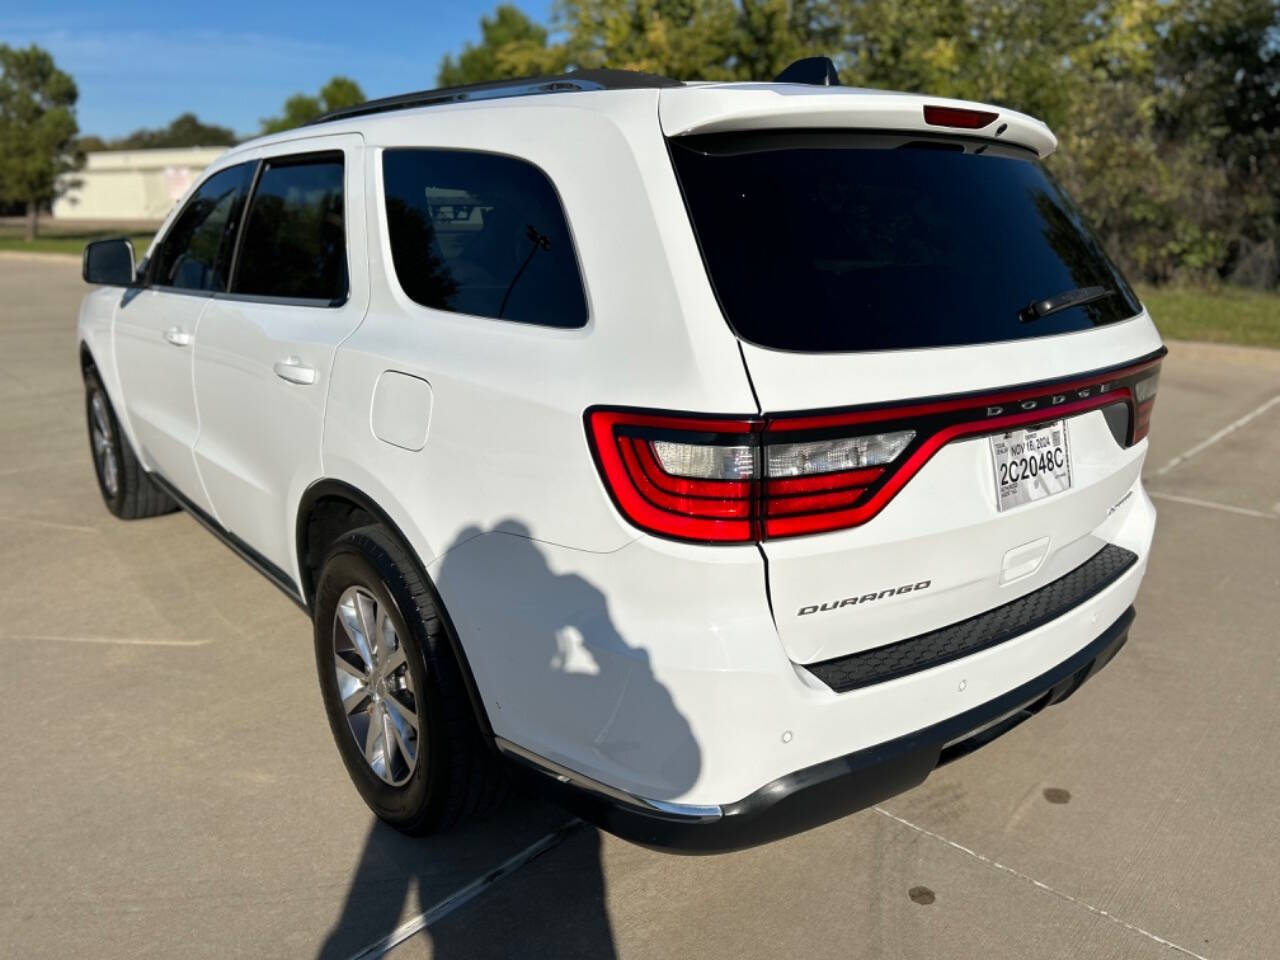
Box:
665 109 1164 665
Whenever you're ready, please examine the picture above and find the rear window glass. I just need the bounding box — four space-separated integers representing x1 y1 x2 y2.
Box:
382 149 587 328
670 132 1141 353
234 154 347 303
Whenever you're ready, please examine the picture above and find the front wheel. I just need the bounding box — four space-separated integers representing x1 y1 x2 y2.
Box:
312 525 504 834
83 366 176 519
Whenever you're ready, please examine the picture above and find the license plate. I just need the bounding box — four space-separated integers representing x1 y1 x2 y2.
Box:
990 420 1072 511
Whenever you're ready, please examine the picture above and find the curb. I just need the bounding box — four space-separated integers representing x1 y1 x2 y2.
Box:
0 250 80 264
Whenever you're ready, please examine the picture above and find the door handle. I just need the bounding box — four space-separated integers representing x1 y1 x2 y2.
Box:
273 356 316 385
163 326 192 347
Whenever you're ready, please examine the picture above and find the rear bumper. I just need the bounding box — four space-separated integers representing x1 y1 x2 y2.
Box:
506 605 1134 853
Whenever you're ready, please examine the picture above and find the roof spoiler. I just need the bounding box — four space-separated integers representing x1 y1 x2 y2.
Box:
774 57 841 87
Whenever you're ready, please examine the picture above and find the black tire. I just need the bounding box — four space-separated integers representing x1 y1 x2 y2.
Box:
313 524 505 834
83 365 177 519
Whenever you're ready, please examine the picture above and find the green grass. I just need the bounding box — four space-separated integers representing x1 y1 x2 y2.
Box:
1138 285 1280 349
0 224 154 257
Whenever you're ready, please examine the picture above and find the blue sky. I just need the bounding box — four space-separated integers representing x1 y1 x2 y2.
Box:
2 1 554 138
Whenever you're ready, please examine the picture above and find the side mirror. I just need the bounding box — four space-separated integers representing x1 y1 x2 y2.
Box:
83 237 137 286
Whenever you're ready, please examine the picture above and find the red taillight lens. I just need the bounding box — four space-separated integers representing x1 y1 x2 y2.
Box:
586 351 1164 544
760 431 912 537
586 410 762 543
923 105 999 129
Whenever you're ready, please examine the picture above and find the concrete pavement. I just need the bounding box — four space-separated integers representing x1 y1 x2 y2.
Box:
1 256 1277 959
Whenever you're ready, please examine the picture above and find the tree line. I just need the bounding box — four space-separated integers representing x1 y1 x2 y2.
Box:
439 0 1280 290
3 1 1276 289
0 43 368 237
75 76 369 153
0 40 371 236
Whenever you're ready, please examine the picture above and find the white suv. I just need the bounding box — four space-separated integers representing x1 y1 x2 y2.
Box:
77 63 1164 852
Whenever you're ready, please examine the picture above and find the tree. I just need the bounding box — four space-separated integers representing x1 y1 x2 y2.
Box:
1154 0 1280 286
436 0 837 86
439 0 1280 288
733 0 841 81
260 76 366 134
555 0 741 79
110 112 237 150
0 44 79 240
438 5 562 85
832 0 1115 131
833 0 1280 287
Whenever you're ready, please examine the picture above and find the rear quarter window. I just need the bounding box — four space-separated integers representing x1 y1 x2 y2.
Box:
670 132 1142 353
382 149 587 329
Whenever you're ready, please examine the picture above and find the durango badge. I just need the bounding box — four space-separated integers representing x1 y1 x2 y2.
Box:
798 580 932 616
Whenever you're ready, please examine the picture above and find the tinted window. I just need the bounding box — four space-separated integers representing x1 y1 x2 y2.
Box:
152 163 253 292
670 132 1142 353
234 154 347 302
383 150 586 328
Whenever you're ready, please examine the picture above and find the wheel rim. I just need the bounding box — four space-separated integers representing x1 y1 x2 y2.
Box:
89 390 119 497
333 585 420 786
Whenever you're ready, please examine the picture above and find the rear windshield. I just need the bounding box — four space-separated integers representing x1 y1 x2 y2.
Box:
670 132 1141 353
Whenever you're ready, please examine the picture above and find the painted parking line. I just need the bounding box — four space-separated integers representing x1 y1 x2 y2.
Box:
0 633 214 647
1153 394 1280 477
1148 491 1278 521
347 819 582 960
0 514 100 533
874 806 1211 960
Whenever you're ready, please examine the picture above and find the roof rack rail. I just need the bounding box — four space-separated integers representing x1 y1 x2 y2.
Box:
306 68 684 126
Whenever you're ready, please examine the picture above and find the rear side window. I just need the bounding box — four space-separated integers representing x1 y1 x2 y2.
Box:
234 154 347 303
152 163 253 292
670 132 1142 353
382 149 587 328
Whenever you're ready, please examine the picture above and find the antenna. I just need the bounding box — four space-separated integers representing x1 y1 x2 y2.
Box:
774 57 842 87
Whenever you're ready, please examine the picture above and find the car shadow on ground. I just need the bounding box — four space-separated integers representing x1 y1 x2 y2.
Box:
315 798 616 959
317 520 700 959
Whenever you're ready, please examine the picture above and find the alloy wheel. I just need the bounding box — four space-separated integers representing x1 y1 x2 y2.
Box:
89 390 119 497
332 586 421 786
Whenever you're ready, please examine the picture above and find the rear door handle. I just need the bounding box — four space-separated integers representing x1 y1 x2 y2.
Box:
163 326 192 347
273 356 316 385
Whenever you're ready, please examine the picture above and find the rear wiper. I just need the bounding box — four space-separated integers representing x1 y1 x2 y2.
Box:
1018 285 1114 323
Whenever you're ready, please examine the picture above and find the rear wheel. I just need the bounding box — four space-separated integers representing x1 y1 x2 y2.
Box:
313 524 505 834
83 366 176 519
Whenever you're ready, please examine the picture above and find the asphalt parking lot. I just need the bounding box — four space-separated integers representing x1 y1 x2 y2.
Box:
1 255 1277 960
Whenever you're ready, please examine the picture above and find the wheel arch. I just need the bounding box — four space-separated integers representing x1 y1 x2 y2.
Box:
78 328 146 467
295 478 495 739
78 338 137 456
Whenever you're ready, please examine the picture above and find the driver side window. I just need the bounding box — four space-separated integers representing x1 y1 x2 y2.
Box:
151 162 254 292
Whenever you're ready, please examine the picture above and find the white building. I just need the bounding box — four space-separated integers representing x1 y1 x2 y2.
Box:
54 146 226 221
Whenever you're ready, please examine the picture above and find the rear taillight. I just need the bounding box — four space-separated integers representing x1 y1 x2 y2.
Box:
586 410 761 542
587 351 1164 544
761 431 914 537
